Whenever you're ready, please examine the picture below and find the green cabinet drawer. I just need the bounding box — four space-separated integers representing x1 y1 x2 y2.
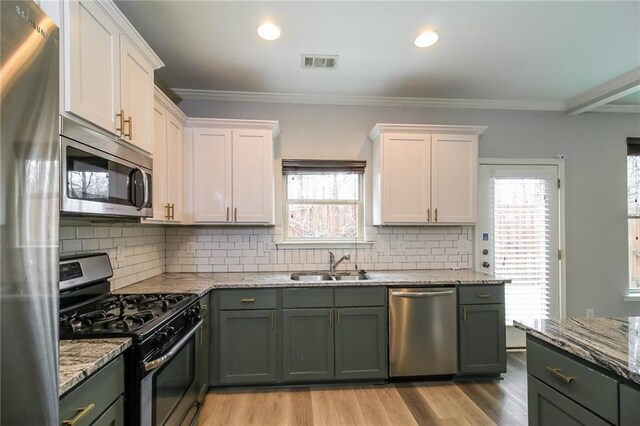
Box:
282 288 333 308
620 383 640 426
219 289 276 310
335 287 386 307
527 338 618 424
92 395 124 426
528 375 610 426
458 285 504 305
60 355 124 426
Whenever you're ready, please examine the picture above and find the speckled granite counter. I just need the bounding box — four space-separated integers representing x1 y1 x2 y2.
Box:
514 317 640 385
59 338 131 396
116 269 507 296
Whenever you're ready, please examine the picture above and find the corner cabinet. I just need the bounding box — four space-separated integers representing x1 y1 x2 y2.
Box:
61 0 162 153
189 119 279 225
369 124 486 225
457 285 506 376
145 87 186 222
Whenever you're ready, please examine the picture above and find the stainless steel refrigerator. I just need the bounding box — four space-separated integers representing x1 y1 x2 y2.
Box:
1 1 60 423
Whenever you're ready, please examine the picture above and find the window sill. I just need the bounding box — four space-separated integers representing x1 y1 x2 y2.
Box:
275 241 374 250
623 291 640 302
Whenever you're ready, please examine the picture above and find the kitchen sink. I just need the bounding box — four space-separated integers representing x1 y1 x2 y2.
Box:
289 271 370 281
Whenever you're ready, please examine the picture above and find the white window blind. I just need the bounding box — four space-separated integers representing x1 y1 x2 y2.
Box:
492 176 553 323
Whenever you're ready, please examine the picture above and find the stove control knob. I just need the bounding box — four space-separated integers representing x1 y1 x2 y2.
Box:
193 305 202 320
165 327 175 338
155 331 168 347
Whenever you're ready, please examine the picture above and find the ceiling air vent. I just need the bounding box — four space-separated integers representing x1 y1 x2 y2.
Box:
302 54 338 70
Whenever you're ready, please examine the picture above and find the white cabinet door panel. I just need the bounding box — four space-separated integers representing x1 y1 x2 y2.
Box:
151 102 167 220
66 1 119 133
232 130 274 224
431 134 477 223
166 113 184 222
193 129 232 223
381 133 431 223
120 36 153 153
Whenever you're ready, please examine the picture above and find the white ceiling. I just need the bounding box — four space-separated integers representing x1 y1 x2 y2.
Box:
115 1 640 111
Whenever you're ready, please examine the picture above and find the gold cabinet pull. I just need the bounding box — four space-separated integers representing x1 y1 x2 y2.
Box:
463 306 467 322
427 208 431 222
270 311 275 329
226 207 230 222
234 207 238 222
116 109 124 134
62 403 95 426
241 298 255 303
477 294 491 299
170 203 175 220
124 115 132 140
165 204 171 220
434 208 438 222
546 367 575 384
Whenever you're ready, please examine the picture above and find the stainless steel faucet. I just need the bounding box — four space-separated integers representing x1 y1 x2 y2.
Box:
329 251 351 274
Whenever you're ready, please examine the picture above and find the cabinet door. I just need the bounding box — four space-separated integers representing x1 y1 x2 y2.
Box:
528 375 610 426
431 134 477 223
65 1 120 134
193 128 233 222
150 101 168 220
119 36 153 153
92 396 124 426
219 310 277 384
231 129 274 223
282 309 334 382
381 133 431 223
166 112 184 222
196 317 210 401
459 304 506 374
620 383 640 426
334 307 387 380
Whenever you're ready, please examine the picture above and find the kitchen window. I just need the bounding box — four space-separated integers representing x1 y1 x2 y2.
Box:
628 138 640 293
282 160 365 242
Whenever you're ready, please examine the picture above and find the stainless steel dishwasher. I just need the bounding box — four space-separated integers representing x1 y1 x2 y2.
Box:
388 287 458 377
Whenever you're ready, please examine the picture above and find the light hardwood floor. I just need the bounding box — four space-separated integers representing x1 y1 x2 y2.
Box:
198 352 527 426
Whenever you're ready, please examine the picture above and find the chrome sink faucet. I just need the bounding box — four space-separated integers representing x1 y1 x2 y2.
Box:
329 251 351 274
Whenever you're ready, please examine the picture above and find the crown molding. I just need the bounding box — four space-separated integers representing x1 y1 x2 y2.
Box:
185 117 280 137
592 104 640 114
154 86 188 123
172 88 566 112
368 123 487 141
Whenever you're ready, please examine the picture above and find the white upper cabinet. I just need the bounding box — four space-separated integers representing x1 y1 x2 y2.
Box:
146 88 186 223
190 119 279 225
369 124 486 225
62 0 163 153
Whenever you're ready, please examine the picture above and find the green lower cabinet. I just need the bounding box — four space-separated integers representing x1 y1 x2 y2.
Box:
458 303 506 375
219 309 277 384
334 307 387 380
528 375 610 426
91 396 124 426
282 308 335 382
196 313 210 400
620 383 640 426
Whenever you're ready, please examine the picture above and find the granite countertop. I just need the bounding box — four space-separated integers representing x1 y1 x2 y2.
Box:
59 338 132 397
116 269 508 296
514 317 640 385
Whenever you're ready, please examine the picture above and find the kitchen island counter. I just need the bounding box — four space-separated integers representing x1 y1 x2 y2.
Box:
514 317 640 385
59 338 132 396
117 269 507 297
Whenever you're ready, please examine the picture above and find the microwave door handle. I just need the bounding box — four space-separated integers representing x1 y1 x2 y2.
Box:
144 319 203 372
139 168 148 210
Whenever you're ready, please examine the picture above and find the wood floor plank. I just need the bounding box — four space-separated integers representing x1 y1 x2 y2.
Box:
199 353 528 426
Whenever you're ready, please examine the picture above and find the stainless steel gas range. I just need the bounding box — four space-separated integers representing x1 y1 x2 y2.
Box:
59 253 203 425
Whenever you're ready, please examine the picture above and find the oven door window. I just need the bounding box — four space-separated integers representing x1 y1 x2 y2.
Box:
153 337 196 425
66 146 134 205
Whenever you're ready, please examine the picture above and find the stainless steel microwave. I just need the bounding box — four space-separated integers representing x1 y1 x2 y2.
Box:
60 117 152 218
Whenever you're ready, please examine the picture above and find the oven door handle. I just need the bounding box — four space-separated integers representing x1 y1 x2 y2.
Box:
144 320 203 372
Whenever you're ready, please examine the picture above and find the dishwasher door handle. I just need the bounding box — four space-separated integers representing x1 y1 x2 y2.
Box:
390 290 454 298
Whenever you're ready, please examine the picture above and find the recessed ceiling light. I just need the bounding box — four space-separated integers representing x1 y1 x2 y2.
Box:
415 30 439 48
257 23 281 41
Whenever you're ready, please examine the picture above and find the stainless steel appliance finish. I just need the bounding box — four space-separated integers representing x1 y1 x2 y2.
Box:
60 116 153 218
388 287 458 377
0 1 60 423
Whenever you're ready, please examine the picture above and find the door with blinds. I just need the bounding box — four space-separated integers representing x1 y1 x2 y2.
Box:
476 164 561 348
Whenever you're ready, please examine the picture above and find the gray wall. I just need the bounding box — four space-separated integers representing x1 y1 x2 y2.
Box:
180 99 640 318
